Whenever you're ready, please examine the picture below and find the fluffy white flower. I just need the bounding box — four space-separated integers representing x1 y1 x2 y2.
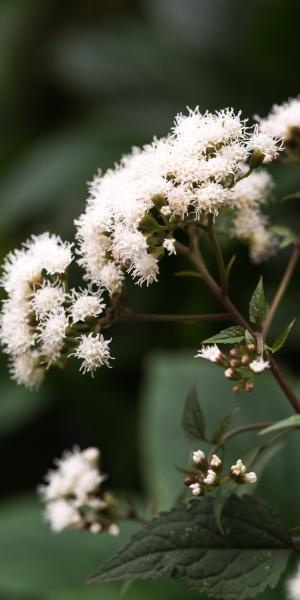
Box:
189 482 201 496
232 171 273 209
248 130 281 162
203 470 217 485
31 282 65 318
75 107 279 292
287 563 300 600
193 450 206 465
128 253 159 286
195 344 222 363
249 358 270 373
97 262 124 295
257 96 300 140
45 499 83 532
69 288 105 323
72 333 112 375
0 298 34 355
28 234 72 275
38 310 69 365
9 352 45 390
194 183 232 217
163 238 176 255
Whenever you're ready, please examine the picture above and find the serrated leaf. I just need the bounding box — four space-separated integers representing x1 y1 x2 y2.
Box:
90 494 293 599
244 329 255 344
202 326 245 345
259 415 300 436
181 385 206 441
211 406 240 444
272 226 297 249
272 319 296 353
249 277 267 327
174 270 202 279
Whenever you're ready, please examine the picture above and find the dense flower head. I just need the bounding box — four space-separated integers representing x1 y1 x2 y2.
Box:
39 447 118 534
71 333 112 375
75 107 281 294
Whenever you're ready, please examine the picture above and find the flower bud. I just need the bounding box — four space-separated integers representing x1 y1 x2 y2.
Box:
192 449 206 465
189 482 201 496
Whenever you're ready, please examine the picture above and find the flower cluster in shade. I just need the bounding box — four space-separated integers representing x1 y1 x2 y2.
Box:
0 234 112 388
39 447 119 536
75 107 281 296
195 343 270 393
185 450 257 497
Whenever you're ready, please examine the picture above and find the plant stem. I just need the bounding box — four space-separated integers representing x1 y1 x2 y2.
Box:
220 421 274 446
175 236 300 414
263 241 300 337
123 311 231 323
207 215 228 293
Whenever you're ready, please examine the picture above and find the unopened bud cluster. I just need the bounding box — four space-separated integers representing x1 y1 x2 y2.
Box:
195 343 269 393
184 450 257 497
39 447 119 536
184 450 223 497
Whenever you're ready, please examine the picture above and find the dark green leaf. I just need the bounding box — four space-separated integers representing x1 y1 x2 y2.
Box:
181 385 206 441
249 277 267 327
272 319 296 353
90 494 293 599
202 326 245 345
259 416 300 436
211 407 240 444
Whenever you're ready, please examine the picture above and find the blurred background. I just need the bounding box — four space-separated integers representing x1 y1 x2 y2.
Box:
1 1 300 598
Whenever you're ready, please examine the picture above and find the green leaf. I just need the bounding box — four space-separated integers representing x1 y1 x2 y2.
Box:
259 415 300 436
181 385 206 441
90 494 293 599
249 277 267 327
272 226 297 249
272 319 296 353
211 406 240 444
202 326 245 345
213 481 238 534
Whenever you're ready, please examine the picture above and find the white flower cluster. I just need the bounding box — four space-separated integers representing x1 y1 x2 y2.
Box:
0 234 72 389
230 459 257 484
75 107 280 294
0 234 112 388
287 563 300 600
39 446 119 535
257 96 300 141
188 450 223 496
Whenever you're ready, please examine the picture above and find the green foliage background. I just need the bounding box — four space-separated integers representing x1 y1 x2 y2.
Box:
0 1 300 598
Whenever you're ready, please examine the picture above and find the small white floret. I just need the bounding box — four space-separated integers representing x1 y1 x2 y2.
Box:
249 358 270 373
163 238 176 255
108 523 120 536
243 472 257 484
210 454 222 469
195 344 221 363
72 333 112 375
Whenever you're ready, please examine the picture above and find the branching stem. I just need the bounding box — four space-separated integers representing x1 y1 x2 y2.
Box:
262 240 300 337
